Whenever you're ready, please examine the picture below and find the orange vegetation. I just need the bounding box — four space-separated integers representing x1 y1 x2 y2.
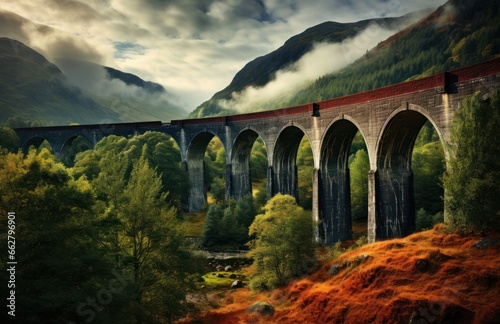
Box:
182 225 500 323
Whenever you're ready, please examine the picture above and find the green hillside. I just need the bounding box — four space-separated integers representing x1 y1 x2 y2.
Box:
190 0 500 117
55 58 189 122
189 14 417 118
284 0 500 107
0 38 121 126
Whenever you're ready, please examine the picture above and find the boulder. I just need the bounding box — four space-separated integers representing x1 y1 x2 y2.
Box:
246 301 275 316
229 273 237 279
354 254 370 265
328 263 341 276
225 265 233 272
415 259 430 272
231 280 244 289
471 238 500 250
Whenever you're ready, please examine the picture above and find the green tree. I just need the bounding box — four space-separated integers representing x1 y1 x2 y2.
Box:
250 137 268 182
220 207 246 245
201 195 257 248
297 137 313 210
94 152 199 323
234 194 257 228
412 141 445 216
443 91 500 232
349 149 369 220
0 149 113 324
248 194 315 290
210 176 226 205
0 127 20 152
253 180 268 212
204 137 226 188
201 205 224 247
60 135 93 167
72 132 189 211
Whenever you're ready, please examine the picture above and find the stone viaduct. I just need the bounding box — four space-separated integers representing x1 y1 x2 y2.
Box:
14 58 500 244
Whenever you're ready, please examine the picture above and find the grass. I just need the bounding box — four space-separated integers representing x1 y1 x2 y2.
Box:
201 272 246 290
180 212 206 238
181 224 500 323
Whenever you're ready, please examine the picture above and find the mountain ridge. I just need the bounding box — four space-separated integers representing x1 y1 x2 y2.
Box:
0 40 188 126
0 37 122 126
189 13 422 118
55 58 166 94
189 0 500 118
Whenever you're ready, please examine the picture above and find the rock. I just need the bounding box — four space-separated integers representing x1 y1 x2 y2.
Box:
246 301 275 316
229 273 237 279
217 273 225 278
472 238 500 250
354 254 370 265
328 263 341 276
415 259 430 272
329 255 370 276
216 265 223 271
388 243 405 249
231 280 244 289
225 265 233 272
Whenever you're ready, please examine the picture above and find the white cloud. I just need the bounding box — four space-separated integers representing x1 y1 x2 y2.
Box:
219 22 400 112
0 0 448 113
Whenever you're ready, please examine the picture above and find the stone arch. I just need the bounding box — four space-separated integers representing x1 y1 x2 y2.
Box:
186 131 225 211
271 125 313 201
374 105 437 239
22 136 51 154
375 104 447 164
318 117 365 244
231 128 267 200
60 135 94 166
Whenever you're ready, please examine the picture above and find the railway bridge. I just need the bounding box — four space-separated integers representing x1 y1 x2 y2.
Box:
15 58 500 244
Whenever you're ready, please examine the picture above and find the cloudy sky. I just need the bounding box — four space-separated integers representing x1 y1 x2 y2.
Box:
0 0 447 111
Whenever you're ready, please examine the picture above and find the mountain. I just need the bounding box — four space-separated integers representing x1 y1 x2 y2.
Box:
189 13 421 118
104 66 166 94
55 58 188 122
190 0 500 118
0 39 188 127
0 38 121 126
283 0 500 107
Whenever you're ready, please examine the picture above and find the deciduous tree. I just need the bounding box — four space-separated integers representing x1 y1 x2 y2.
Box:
248 194 315 290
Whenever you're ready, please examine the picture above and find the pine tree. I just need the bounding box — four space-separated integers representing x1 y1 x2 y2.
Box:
443 91 500 231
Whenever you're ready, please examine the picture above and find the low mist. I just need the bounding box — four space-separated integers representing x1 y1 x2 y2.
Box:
217 22 402 113
56 61 189 121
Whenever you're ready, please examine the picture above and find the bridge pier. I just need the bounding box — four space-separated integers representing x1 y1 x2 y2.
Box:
318 120 357 244
230 129 258 200
272 127 302 200
187 157 206 211
312 168 320 243
225 163 232 202
376 168 415 239
367 170 377 243
266 166 273 201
